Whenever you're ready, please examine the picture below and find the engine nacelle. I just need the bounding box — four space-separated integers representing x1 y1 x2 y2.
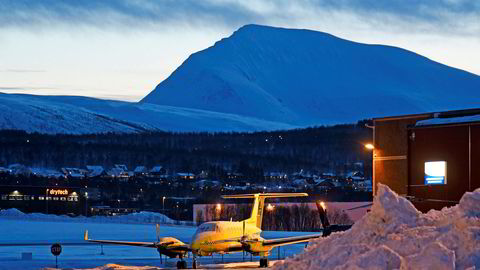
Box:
156 237 187 258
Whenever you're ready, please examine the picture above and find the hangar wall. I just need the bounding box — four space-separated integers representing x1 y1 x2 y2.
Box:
372 109 480 212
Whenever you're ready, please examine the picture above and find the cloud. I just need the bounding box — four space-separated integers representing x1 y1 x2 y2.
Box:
2 69 46 73
0 86 57 91
0 0 478 35
0 0 261 30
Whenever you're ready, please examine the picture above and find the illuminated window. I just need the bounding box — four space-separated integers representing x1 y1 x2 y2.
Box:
39 196 45 200
424 161 447 185
53 197 59 201
1 195 7 200
60 197 66 201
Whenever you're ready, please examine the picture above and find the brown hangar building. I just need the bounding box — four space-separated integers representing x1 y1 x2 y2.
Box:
372 108 480 212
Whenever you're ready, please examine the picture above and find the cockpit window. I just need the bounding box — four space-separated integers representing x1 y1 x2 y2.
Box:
196 223 217 233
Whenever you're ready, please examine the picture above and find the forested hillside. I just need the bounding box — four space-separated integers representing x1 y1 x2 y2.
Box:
0 122 372 177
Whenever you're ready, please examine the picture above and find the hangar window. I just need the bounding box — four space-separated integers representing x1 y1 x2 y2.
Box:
424 161 447 185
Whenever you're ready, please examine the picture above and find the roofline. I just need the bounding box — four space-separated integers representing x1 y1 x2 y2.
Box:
373 107 480 122
411 120 480 129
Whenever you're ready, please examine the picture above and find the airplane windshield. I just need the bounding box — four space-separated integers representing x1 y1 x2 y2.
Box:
196 223 217 233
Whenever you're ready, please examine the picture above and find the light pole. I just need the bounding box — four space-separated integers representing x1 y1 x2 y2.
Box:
85 192 88 217
46 188 49 214
162 196 166 212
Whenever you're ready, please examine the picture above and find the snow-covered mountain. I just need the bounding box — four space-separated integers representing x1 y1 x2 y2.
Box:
1 24 479 134
0 93 296 134
142 24 480 125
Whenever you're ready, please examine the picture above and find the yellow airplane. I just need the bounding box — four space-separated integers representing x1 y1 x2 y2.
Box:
84 193 324 269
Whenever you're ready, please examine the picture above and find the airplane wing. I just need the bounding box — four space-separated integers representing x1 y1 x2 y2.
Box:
262 234 322 248
83 230 192 251
84 231 156 247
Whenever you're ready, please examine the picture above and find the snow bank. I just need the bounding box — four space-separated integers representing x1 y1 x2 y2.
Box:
274 184 480 270
0 209 181 225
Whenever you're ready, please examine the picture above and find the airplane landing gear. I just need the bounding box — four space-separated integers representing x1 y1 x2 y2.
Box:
176 260 187 269
259 257 269 268
192 257 198 269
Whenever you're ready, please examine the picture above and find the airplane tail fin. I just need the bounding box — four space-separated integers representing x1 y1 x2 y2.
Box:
84 230 89 241
222 193 308 229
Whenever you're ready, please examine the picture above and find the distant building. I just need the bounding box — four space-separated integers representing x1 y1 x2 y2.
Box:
61 167 86 179
133 166 148 176
30 168 64 179
0 185 82 215
176 173 195 181
114 164 128 171
264 172 288 181
150 166 167 176
107 167 129 179
8 164 32 176
86 165 106 178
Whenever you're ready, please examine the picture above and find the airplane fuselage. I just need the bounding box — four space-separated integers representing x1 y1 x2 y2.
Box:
190 221 262 256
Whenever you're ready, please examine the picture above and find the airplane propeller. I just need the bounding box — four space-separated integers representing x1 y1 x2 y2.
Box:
155 224 163 264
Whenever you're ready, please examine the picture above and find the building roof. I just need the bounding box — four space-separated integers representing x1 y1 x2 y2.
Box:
373 108 480 122
416 114 480 127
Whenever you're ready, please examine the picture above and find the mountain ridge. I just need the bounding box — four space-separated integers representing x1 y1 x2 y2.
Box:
142 24 480 125
1 24 479 134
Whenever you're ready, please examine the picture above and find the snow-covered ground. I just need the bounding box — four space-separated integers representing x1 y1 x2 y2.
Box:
0 213 310 270
274 184 480 270
0 208 176 225
0 93 297 134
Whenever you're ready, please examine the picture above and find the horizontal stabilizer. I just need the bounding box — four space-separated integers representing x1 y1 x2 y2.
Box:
222 193 308 199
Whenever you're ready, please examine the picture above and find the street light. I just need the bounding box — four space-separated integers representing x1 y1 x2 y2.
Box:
364 143 374 150
319 201 327 210
85 192 89 217
46 188 49 214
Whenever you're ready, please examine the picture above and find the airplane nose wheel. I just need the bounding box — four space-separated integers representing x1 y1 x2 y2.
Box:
259 258 269 268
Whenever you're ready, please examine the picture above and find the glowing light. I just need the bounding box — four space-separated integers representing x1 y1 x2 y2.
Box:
320 201 327 210
425 161 447 185
365 143 374 150
216 203 222 211
266 204 275 211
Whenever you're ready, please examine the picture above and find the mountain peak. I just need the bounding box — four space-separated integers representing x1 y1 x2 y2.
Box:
142 25 480 126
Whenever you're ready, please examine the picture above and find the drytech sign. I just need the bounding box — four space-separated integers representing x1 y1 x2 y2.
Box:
48 189 69 196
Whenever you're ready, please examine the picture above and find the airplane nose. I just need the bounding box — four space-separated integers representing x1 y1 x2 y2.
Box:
191 233 201 250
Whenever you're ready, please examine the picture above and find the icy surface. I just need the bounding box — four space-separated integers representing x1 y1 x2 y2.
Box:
274 184 480 270
143 24 480 126
0 212 310 269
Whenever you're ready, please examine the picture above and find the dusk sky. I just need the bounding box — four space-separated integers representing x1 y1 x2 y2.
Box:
1 0 479 101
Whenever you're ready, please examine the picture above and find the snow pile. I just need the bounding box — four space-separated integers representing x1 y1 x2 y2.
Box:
274 184 480 270
0 209 180 225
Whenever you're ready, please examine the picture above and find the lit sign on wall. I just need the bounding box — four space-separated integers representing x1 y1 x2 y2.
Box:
48 189 69 196
424 161 447 185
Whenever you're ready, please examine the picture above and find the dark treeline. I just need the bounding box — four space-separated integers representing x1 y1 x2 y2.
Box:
0 121 372 176
199 203 352 231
